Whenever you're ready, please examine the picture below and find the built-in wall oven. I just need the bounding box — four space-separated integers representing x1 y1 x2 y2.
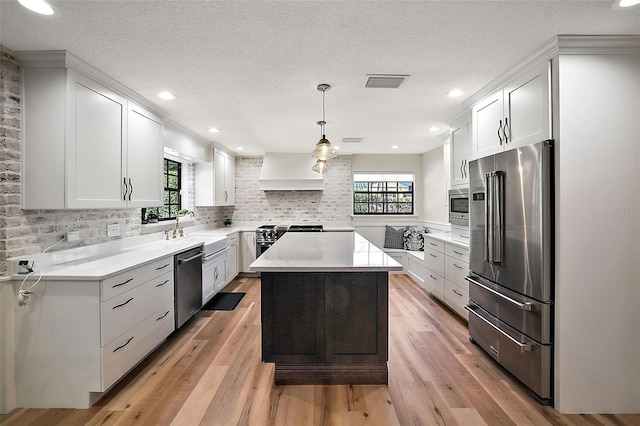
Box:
448 188 469 226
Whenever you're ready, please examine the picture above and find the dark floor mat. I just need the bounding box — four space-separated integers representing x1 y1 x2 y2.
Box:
201 292 246 311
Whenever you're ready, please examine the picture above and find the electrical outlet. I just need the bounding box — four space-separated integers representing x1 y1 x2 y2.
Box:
66 230 80 242
107 223 121 238
17 259 35 274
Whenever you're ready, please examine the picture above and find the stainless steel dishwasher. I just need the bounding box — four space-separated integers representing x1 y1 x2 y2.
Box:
174 245 204 329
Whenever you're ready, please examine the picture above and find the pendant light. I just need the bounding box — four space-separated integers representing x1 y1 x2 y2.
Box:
312 83 336 173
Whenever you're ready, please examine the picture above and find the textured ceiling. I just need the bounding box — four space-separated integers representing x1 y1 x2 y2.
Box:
1 1 639 155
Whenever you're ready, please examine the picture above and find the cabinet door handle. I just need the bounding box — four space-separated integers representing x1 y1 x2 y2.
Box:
460 160 464 179
463 159 467 179
155 279 170 287
497 120 503 145
214 266 219 280
156 311 170 321
224 190 228 202
113 336 134 353
123 177 129 201
503 117 510 143
112 278 133 288
156 263 170 270
112 297 134 309
128 178 133 201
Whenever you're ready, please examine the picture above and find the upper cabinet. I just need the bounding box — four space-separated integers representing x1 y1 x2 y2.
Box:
19 51 164 209
195 148 236 207
447 111 471 188
471 61 551 160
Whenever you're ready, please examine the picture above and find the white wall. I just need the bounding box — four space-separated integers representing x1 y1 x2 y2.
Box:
421 146 448 225
555 53 640 413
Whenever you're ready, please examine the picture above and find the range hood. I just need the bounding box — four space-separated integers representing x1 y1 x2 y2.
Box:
258 153 324 191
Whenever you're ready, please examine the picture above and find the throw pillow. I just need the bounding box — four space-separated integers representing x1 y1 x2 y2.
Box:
403 226 424 251
384 225 405 249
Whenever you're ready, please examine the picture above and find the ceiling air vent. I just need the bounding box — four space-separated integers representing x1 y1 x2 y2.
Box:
365 74 409 89
342 138 364 143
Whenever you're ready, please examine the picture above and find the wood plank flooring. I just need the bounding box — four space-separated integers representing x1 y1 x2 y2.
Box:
2 274 639 425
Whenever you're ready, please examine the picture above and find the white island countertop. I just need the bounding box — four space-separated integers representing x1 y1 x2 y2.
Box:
250 231 403 272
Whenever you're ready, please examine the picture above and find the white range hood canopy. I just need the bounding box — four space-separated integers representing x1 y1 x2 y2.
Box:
258 152 324 191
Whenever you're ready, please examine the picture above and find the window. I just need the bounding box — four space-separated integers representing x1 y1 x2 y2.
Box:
142 158 181 223
353 173 414 215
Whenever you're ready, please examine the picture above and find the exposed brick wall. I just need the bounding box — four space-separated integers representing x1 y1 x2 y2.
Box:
232 155 352 223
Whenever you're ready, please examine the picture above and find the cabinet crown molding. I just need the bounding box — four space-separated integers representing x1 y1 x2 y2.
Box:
15 50 167 119
465 35 640 108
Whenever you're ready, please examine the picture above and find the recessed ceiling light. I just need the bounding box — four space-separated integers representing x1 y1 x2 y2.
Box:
333 146 341 150
236 147 244 151
391 145 399 149
208 127 220 133
429 126 440 132
156 91 176 100
619 0 640 6
447 89 464 98
18 0 54 15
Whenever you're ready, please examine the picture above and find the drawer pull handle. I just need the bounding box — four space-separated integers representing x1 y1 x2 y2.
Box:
113 336 134 353
112 297 134 309
155 279 170 287
465 304 533 352
453 250 464 255
430 242 438 247
112 278 133 288
156 263 170 270
465 276 535 311
429 274 437 280
452 288 463 297
430 253 437 258
156 311 170 321
453 263 464 270
459 234 469 239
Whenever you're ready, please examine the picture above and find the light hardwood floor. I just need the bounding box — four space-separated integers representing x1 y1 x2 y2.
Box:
2 274 639 425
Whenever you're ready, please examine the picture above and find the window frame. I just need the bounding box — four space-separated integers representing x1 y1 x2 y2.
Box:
142 158 182 223
352 173 415 216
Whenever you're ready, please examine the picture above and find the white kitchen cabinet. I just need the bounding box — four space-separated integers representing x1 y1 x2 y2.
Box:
15 256 175 408
422 235 469 321
447 111 471 188
195 148 236 207
240 232 257 273
407 252 425 288
225 233 239 283
18 51 164 209
471 61 550 160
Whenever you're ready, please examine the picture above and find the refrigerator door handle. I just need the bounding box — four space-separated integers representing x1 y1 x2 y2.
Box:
465 304 534 352
485 172 493 262
465 276 535 311
493 171 504 264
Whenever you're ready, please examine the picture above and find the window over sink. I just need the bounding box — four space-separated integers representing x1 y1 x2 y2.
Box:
353 173 414 215
142 158 182 223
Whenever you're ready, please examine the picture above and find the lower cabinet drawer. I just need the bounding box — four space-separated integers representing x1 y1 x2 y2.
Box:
445 256 469 291
101 271 173 346
407 256 425 286
102 303 174 391
444 280 469 320
423 269 444 301
424 248 445 277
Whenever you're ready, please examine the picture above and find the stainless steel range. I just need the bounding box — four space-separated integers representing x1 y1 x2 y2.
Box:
255 224 323 257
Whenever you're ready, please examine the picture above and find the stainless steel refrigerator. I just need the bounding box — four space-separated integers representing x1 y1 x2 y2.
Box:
466 139 554 404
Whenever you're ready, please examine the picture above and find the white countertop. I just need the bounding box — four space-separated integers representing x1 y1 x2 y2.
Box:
424 232 470 249
249 231 403 272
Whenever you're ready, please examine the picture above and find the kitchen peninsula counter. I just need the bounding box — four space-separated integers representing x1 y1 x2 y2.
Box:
250 232 401 385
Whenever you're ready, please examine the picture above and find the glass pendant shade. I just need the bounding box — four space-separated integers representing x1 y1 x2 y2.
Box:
313 137 335 161
312 159 330 174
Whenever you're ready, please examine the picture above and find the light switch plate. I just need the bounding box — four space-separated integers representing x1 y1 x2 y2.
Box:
107 224 121 238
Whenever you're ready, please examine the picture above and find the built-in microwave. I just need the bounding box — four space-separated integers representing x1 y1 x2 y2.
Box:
448 188 469 226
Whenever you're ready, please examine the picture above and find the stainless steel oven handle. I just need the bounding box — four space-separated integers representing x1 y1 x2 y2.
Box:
177 252 204 264
465 276 535 311
465 304 533 352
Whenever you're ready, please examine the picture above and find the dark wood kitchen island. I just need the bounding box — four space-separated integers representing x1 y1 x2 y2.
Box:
249 231 402 385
